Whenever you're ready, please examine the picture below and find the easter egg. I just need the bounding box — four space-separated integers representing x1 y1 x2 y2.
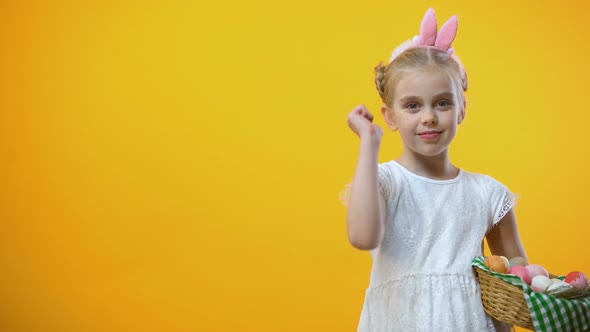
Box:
526 264 549 279
546 280 573 293
509 256 528 268
565 271 589 289
531 275 552 292
508 265 532 284
484 255 510 274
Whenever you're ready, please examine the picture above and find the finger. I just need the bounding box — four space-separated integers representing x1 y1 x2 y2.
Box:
359 109 373 122
355 104 368 114
348 108 361 120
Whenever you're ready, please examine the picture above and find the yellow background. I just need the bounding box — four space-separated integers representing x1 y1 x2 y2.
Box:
1 0 589 331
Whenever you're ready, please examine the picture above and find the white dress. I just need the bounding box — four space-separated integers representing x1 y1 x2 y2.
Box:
355 161 516 332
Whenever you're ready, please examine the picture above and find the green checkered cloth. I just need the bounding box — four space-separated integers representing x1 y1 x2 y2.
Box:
472 256 590 332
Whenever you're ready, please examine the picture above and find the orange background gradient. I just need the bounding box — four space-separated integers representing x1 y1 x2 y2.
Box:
1 1 589 331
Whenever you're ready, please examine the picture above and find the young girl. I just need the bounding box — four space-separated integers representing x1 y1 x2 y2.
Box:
343 8 528 332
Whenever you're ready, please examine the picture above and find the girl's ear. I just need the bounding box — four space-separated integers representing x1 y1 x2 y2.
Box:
381 105 399 131
458 100 467 124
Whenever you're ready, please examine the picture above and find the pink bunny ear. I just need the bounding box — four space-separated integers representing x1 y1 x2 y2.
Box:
419 8 438 46
387 7 466 78
434 15 458 51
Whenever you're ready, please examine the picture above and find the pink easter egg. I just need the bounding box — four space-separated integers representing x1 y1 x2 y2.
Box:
565 271 589 289
526 264 549 279
508 265 532 284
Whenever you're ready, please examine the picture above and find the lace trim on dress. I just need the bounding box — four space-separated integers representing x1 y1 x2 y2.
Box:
366 272 480 295
359 273 500 331
339 181 352 207
494 191 518 224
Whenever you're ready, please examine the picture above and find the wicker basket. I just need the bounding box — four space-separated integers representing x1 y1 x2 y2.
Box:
474 266 535 330
474 264 590 331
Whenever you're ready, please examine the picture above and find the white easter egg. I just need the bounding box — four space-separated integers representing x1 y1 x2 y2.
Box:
531 275 552 292
546 281 573 293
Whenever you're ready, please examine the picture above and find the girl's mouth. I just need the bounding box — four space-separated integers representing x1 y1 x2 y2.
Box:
418 131 442 140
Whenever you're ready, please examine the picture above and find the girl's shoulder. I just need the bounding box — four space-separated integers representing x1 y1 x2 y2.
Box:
460 170 516 211
377 160 401 182
456 168 506 187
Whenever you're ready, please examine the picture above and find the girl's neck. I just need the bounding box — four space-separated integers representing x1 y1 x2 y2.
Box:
396 149 459 180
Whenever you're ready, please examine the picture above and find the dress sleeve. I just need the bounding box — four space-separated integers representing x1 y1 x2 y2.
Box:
377 162 394 201
487 176 518 227
339 162 393 207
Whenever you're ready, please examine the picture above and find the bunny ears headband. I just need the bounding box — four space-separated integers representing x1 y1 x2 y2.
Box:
389 8 466 78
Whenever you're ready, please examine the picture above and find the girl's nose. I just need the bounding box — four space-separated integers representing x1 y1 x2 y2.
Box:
421 109 438 125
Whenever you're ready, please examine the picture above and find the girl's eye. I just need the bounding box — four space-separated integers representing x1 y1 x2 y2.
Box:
406 103 419 110
437 100 451 107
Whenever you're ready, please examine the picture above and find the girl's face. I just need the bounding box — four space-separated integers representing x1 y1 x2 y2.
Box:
385 67 464 158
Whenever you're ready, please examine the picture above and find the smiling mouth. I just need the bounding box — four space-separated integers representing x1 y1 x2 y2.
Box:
418 131 442 139
418 131 443 136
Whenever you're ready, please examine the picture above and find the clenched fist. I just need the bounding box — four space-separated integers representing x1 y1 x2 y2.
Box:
347 104 384 143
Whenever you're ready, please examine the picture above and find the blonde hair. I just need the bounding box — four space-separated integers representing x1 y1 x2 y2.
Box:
375 47 468 109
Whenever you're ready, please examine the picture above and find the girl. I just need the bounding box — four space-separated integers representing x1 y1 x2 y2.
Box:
344 8 528 332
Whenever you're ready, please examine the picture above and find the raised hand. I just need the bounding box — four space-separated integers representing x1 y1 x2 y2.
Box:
347 104 383 143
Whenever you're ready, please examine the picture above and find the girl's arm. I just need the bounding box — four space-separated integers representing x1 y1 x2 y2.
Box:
486 209 528 261
346 105 386 250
